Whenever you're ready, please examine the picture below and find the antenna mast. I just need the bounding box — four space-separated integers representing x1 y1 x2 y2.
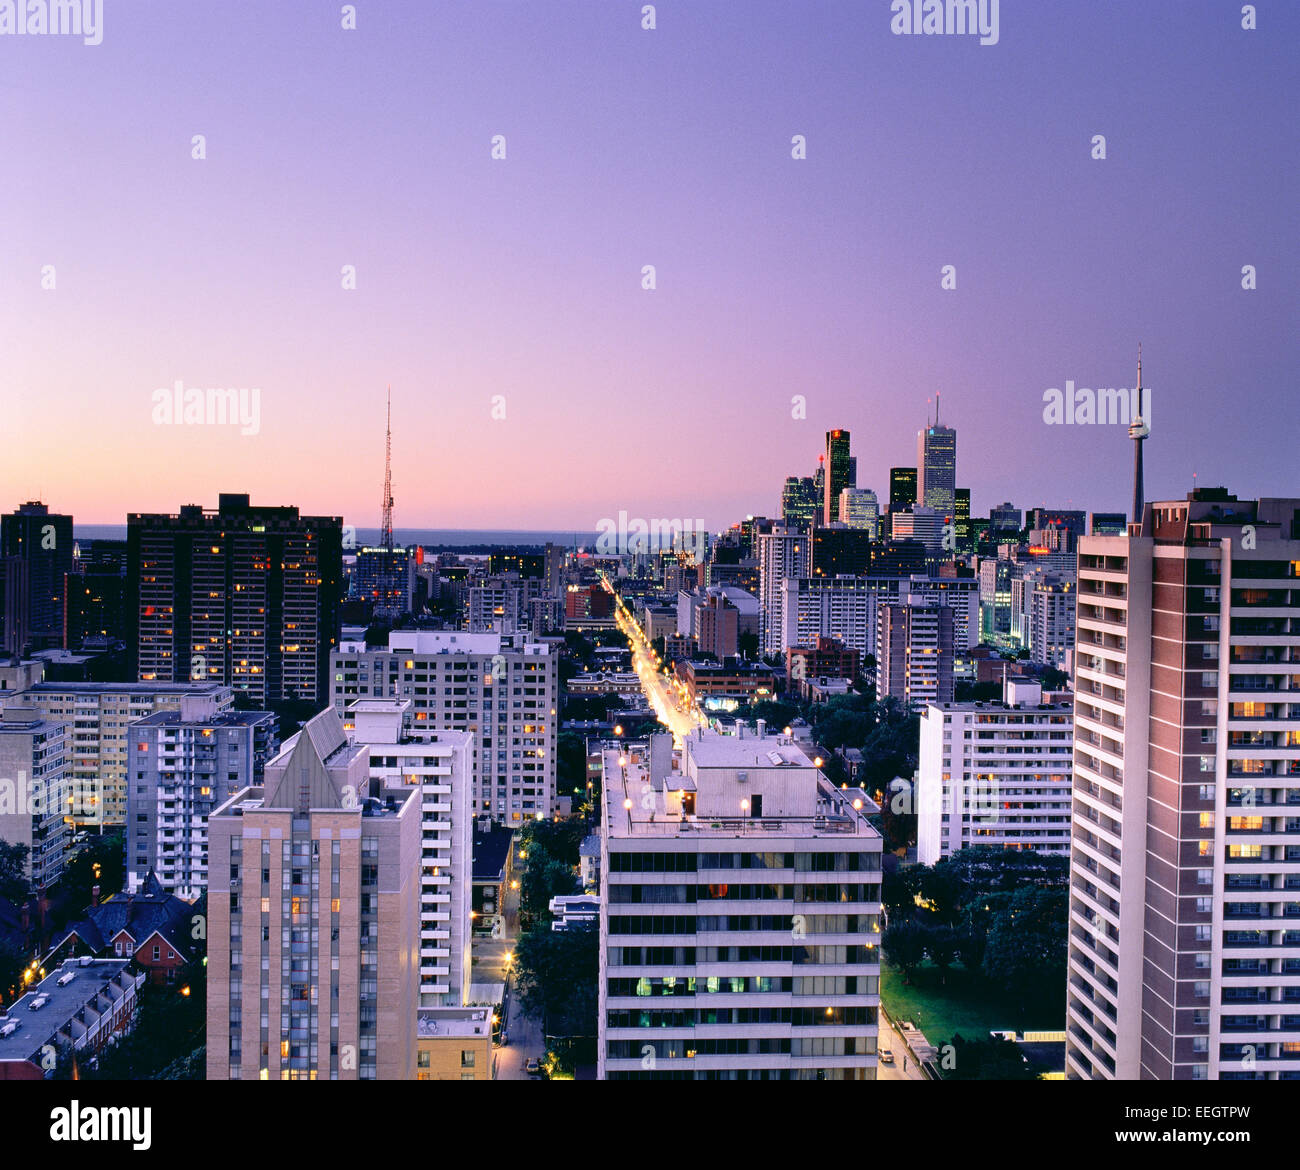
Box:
381 385 395 551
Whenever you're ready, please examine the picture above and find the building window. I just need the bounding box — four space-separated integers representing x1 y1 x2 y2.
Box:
461 1050 475 1068
417 1052 430 1069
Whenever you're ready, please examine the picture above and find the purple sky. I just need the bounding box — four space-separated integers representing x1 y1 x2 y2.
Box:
2 0 1296 531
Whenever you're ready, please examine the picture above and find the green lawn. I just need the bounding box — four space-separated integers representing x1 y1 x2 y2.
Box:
880 960 1064 1048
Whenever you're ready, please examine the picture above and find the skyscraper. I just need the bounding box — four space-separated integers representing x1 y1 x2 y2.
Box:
781 476 819 530
1065 490 1300 1081
127 494 344 705
916 407 957 520
824 430 852 526
889 467 918 513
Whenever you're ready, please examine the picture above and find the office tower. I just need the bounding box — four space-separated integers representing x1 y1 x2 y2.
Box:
824 430 852 525
330 630 558 826
954 488 971 551
0 706 68 888
978 556 1014 646
598 728 882 1080
889 507 949 569
810 525 872 578
757 528 810 654
354 546 417 619
206 709 422 1080
127 493 344 705
1065 490 1300 1082
916 402 957 519
917 679 1073 866
0 556 29 657
344 699 473 1008
11 681 232 829
1090 512 1128 536
877 598 955 710
839 488 880 537
889 467 918 514
989 502 1023 535
781 476 819 530
0 502 74 653
126 708 278 899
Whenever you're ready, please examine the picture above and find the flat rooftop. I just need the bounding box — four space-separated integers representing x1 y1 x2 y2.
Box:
19 682 230 696
602 745 879 841
0 959 135 1065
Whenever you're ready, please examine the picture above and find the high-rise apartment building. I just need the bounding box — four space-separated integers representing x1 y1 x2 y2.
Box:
127 493 343 705
917 679 1073 865
1065 491 1300 1082
330 629 557 826
7 681 233 828
206 709 422 1080
757 527 809 655
877 599 955 710
353 547 417 619
0 706 68 888
598 728 882 1080
126 708 278 899
343 699 474 1008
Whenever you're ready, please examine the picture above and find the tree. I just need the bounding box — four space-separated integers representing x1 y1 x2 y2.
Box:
520 856 578 928
513 923 598 1057
882 919 927 984
981 885 1068 1004
57 832 125 912
926 924 961 984
0 841 31 904
556 732 589 797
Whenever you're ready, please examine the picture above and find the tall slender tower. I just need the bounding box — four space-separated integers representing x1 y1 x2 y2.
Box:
1129 347 1149 525
381 385 395 550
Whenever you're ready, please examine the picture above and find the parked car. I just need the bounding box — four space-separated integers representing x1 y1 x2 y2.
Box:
880 1050 894 1065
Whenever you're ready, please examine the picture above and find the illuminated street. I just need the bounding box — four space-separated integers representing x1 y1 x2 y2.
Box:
601 574 708 743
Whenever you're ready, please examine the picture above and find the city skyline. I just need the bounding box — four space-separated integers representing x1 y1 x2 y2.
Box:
3 2 1296 529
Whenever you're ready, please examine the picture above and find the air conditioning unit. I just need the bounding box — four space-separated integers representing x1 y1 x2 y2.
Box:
56 972 76 986
0 1020 18 1037
737 771 748 782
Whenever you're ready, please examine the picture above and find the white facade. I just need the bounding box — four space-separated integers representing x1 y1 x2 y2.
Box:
917 680 1073 865
598 727 882 1081
330 629 558 826
346 698 474 1008
757 528 809 654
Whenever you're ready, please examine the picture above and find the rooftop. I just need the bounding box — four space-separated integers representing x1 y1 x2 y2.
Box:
0 959 138 1066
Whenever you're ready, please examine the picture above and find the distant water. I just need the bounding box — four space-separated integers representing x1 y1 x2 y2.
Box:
75 525 603 550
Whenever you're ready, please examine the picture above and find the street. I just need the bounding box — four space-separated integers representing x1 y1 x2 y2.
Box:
878 1012 928 1082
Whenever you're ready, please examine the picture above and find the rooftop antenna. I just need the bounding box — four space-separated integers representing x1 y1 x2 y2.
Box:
381 384 395 551
935 391 939 425
1129 345 1149 524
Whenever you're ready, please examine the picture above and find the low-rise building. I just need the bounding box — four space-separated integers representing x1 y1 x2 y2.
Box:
0 958 144 1080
